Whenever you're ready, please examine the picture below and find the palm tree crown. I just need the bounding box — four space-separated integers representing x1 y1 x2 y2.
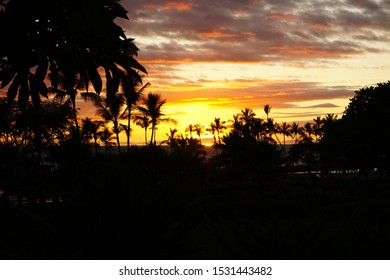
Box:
122 76 150 151
136 93 175 145
93 92 126 153
134 114 151 146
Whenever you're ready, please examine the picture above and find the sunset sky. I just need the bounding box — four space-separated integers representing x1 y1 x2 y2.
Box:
111 0 390 145
4 0 389 146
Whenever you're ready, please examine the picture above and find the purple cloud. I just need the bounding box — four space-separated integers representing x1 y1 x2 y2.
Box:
119 0 390 64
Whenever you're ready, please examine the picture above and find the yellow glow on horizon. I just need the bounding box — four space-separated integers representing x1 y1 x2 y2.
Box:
74 51 390 146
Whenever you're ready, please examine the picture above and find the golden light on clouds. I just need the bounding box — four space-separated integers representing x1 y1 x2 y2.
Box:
142 1 195 11
99 0 390 144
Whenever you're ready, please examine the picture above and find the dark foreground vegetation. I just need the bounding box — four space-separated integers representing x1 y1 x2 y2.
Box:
0 145 389 260
1 81 389 260
0 81 390 260
1 0 390 260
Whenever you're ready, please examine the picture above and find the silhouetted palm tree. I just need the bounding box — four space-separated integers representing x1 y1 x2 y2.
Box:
289 122 302 144
323 113 338 123
185 124 196 138
301 122 314 143
253 118 266 141
266 118 283 147
240 108 256 122
207 122 217 145
177 134 188 149
136 93 175 146
279 121 291 154
93 93 126 154
322 113 338 132
194 123 205 145
264 104 272 119
212 117 226 145
263 104 273 139
81 117 104 156
81 117 95 144
134 114 151 146
50 70 86 137
239 108 256 138
99 126 116 155
163 128 179 151
122 76 150 152
312 116 323 143
229 113 243 134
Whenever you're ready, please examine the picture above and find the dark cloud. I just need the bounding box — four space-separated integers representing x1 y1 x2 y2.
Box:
275 111 343 120
119 0 390 64
347 0 380 11
305 103 339 108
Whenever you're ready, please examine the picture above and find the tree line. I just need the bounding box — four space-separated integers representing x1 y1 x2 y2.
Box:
164 81 390 174
1 0 389 176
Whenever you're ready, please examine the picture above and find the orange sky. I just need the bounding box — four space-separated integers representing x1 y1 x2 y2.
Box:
112 0 390 145
3 0 389 146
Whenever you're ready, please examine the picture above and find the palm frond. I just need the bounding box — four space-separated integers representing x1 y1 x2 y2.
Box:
80 91 100 103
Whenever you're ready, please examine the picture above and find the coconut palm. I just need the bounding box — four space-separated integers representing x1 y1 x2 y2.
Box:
81 117 95 144
229 113 243 133
136 93 175 146
185 124 196 138
301 122 314 143
81 117 104 156
252 118 266 141
206 122 217 145
133 114 151 146
312 116 323 143
211 117 226 145
289 122 302 144
266 118 283 147
264 104 272 119
122 76 150 152
279 121 291 153
322 113 338 132
163 128 179 151
323 113 338 123
99 126 116 155
239 108 256 138
93 93 126 154
50 70 86 137
263 104 273 139
194 123 205 145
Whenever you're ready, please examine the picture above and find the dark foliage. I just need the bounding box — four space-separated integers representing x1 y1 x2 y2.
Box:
0 0 146 108
0 6 389 260
222 135 282 183
320 81 390 172
1 148 390 259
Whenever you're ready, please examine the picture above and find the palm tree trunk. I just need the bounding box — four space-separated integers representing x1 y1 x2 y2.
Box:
150 124 155 146
71 97 79 136
144 128 147 146
274 132 283 151
116 132 121 154
127 109 131 153
114 120 121 154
